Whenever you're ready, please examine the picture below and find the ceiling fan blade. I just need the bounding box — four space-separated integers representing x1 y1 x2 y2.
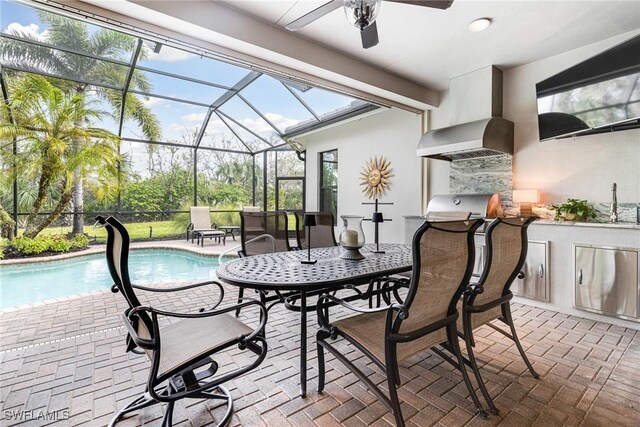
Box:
384 0 454 10
361 21 379 49
285 0 343 31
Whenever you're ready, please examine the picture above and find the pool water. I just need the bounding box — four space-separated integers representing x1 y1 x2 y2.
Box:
0 250 221 309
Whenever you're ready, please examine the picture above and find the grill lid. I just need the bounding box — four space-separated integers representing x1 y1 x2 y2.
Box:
426 193 502 218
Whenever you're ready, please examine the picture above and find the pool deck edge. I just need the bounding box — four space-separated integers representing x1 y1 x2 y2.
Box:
0 239 237 266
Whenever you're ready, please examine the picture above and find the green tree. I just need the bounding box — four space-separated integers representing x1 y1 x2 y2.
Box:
0 75 120 237
1 11 160 234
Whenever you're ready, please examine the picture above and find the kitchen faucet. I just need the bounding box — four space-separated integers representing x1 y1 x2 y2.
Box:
610 182 618 223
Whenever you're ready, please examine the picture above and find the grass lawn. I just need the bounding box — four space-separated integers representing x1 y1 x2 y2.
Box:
37 220 183 243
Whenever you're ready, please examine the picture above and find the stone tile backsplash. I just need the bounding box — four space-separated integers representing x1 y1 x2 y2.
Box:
450 154 513 203
449 154 639 223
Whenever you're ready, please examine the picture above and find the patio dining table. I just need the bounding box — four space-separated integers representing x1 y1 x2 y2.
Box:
216 243 413 397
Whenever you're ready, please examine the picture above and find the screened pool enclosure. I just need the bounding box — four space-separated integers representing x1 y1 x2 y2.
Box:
0 0 378 237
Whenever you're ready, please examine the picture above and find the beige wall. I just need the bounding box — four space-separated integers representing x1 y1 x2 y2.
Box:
429 31 640 205
300 109 422 243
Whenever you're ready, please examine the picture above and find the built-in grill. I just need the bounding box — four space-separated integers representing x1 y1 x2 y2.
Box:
404 193 502 244
425 193 502 219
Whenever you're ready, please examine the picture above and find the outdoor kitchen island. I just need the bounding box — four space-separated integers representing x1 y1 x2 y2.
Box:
405 215 640 329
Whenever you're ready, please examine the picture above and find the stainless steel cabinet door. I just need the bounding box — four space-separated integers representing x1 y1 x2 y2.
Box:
575 246 639 319
513 241 549 302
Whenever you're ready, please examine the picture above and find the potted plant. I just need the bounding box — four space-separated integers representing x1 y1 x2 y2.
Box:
550 198 597 221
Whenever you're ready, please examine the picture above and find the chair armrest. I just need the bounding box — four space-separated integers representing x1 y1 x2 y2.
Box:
123 308 157 350
316 293 406 331
464 283 484 296
128 280 225 310
319 293 394 314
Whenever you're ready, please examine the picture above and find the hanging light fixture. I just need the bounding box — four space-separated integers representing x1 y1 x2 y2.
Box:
344 0 383 30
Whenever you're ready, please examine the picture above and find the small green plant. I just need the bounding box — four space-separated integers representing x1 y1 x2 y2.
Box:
70 234 89 250
7 234 89 257
551 198 597 221
10 236 50 255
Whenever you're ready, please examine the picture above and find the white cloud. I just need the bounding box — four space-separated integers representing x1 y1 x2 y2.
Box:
140 97 164 108
168 123 185 133
181 113 206 122
6 22 49 41
264 112 298 131
145 45 191 63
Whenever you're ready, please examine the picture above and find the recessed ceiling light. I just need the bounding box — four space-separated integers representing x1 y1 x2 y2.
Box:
468 18 492 32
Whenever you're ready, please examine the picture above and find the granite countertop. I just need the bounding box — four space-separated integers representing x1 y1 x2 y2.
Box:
531 220 640 230
404 215 640 230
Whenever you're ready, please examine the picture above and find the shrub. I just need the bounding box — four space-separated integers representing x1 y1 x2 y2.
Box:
8 234 88 256
70 234 89 250
10 236 50 255
0 246 4 260
47 235 72 253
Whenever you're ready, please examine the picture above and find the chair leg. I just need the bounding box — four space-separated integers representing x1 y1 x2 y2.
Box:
385 345 405 427
503 304 540 379
235 287 245 317
161 402 174 427
317 338 326 393
447 324 488 419
463 312 499 415
108 392 157 427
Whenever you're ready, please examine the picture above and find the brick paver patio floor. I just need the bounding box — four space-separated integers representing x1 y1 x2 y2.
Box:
1 280 638 426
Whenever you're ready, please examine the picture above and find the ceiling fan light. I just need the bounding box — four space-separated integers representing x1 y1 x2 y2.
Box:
468 17 492 32
344 0 382 30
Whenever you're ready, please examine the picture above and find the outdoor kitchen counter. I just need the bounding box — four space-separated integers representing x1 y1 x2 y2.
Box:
532 220 640 230
405 214 639 328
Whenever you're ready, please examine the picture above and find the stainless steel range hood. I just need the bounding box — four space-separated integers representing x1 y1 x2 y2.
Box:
417 66 514 161
417 117 514 161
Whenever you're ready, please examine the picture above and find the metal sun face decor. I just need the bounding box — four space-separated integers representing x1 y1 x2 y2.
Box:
360 156 393 199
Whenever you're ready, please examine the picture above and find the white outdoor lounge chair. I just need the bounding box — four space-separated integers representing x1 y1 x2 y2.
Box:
187 206 225 246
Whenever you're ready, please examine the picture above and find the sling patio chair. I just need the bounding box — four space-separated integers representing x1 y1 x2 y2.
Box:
235 210 294 315
187 206 225 245
316 219 487 426
96 216 267 427
294 211 338 250
458 216 538 415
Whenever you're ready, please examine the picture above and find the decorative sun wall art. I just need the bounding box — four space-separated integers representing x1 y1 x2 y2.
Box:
359 156 393 199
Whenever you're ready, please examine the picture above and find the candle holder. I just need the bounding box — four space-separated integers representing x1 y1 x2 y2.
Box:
300 214 317 265
338 215 365 260
372 211 385 254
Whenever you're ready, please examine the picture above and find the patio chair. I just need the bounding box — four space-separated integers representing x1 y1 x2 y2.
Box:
317 219 487 426
459 216 538 415
294 211 337 249
96 216 267 427
187 206 225 245
369 211 471 300
235 211 293 315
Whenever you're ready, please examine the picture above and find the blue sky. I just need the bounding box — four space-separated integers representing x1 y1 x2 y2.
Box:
0 0 363 152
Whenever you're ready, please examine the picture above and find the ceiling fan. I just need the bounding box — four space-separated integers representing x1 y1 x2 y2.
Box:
285 0 454 49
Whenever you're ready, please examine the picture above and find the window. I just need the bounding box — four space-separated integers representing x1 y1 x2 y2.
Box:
319 150 338 224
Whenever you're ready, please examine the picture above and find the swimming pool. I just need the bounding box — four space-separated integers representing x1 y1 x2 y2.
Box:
0 250 222 309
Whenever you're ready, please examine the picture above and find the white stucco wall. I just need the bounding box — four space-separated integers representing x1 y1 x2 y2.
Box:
300 108 422 243
429 30 640 205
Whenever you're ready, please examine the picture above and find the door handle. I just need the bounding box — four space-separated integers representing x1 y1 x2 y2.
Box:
578 268 583 285
538 263 544 279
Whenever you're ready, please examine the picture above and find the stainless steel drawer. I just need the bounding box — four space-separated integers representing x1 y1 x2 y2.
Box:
574 245 639 320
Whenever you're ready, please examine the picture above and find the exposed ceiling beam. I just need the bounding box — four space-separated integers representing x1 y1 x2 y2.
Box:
64 0 438 111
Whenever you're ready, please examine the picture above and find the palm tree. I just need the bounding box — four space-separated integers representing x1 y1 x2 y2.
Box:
0 10 160 234
0 75 121 238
